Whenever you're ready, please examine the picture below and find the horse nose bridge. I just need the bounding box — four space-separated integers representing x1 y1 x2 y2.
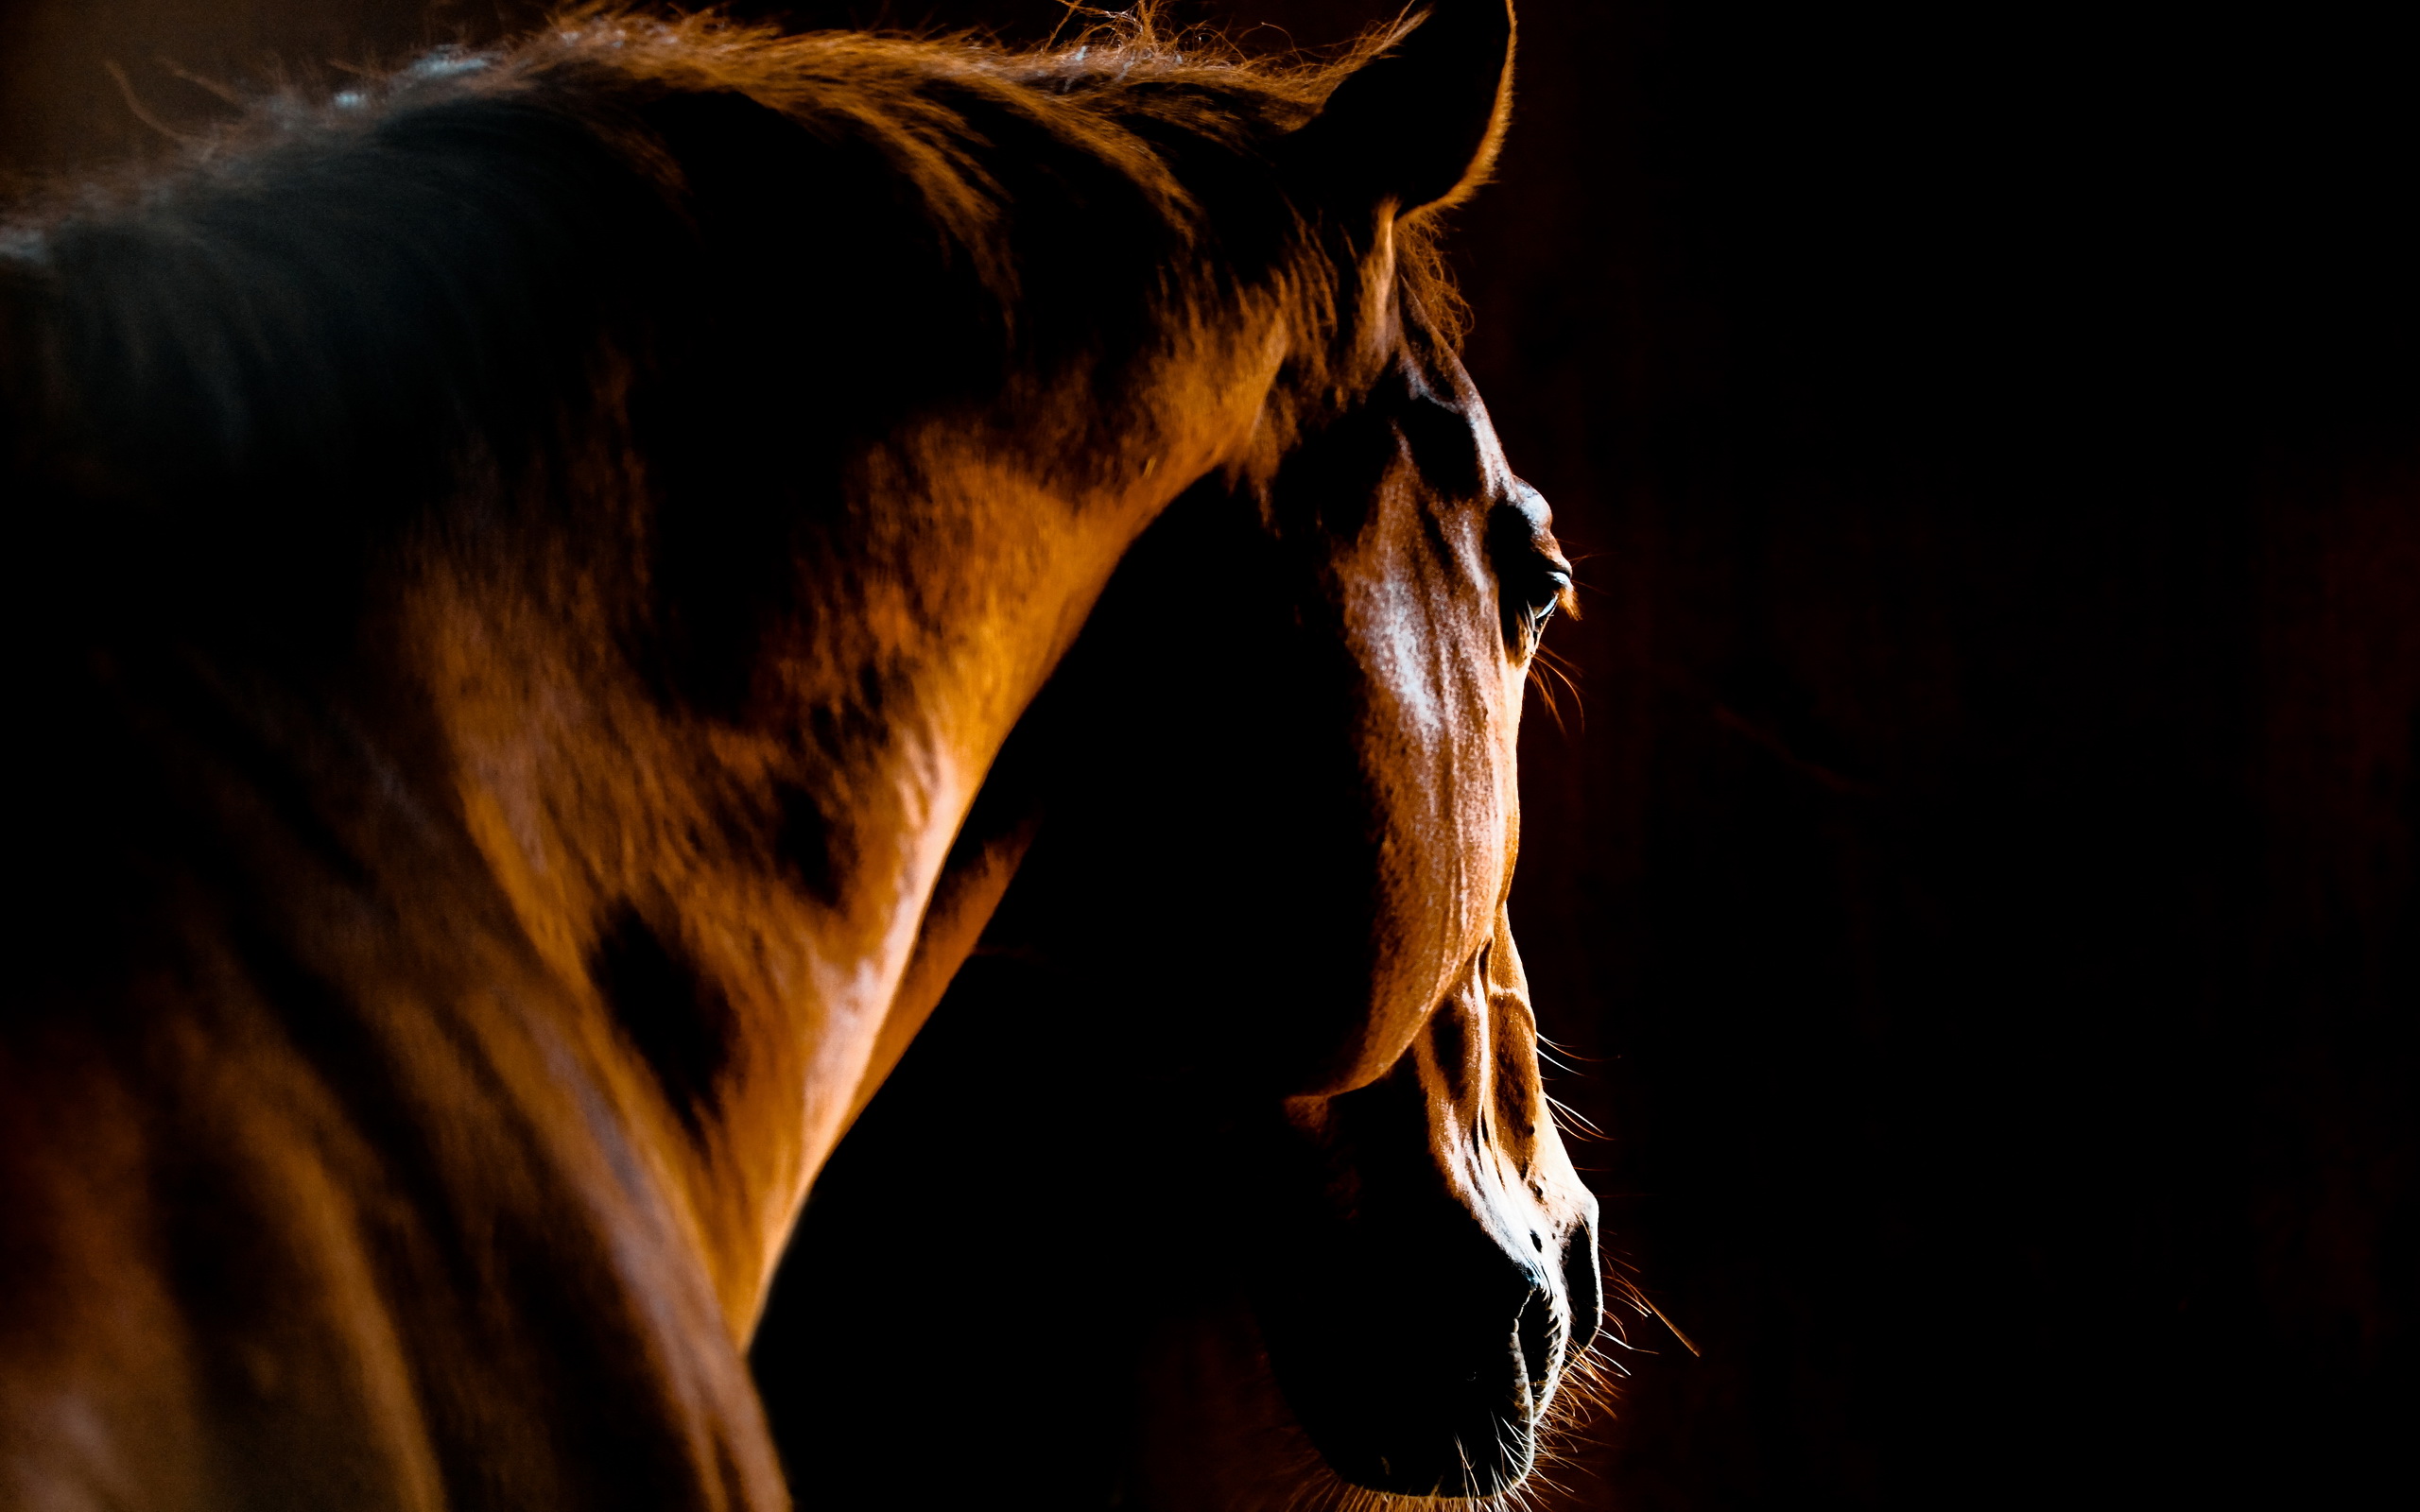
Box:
1286 1060 1558 1303
1394 944 1582 1275
1474 940 1579 1202
1458 1038 1601 1376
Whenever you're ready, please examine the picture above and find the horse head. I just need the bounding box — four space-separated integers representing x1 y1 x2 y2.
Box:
987 337 1593 1504
1224 339 1597 1503
899 7 1598 1497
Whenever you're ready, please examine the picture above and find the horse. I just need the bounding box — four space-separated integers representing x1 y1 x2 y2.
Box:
0 3 1526 1506
752 76 1602 1512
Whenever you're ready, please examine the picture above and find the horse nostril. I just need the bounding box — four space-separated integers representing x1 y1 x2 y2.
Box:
1530 1229 1544 1252
1514 1287 1558 1390
1562 1210 1605 1356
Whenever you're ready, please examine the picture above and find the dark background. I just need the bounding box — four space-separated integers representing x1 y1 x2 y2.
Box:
6 3 2412 1506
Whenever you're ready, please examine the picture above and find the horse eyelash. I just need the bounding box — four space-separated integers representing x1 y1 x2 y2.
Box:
1526 644 1583 733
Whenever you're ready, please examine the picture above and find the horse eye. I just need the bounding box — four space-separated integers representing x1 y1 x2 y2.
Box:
1507 557 1572 652
1488 492 1573 657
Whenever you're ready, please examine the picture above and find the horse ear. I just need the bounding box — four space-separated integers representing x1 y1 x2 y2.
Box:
1287 1 1516 221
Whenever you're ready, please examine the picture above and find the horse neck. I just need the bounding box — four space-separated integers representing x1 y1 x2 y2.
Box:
0 427 1153 1486
395 419 1230 1330
0 47 1305 1333
0 44 1312 1497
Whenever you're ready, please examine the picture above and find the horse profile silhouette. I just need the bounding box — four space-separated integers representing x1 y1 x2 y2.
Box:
0 4 1564 1507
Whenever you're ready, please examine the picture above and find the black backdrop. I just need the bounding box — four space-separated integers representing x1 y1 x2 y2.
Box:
5 3 2412 1506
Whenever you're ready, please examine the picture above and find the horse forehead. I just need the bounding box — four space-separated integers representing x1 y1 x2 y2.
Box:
1393 339 1516 496
1341 421 1507 692
1353 465 1492 634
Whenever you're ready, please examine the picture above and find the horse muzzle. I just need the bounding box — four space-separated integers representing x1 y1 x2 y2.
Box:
1253 1195 1599 1498
1244 1033 1604 1501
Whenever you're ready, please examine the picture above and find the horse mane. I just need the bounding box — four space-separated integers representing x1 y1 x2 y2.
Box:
0 3 1473 679
0 4 1464 493
486 3 1471 348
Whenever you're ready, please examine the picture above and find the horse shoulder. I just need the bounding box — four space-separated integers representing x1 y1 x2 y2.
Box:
0 659 785 1510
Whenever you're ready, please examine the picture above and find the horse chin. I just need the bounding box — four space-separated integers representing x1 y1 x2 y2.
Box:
1254 1288 1558 1500
1326 1429 1538 1502
1281 1371 1542 1500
